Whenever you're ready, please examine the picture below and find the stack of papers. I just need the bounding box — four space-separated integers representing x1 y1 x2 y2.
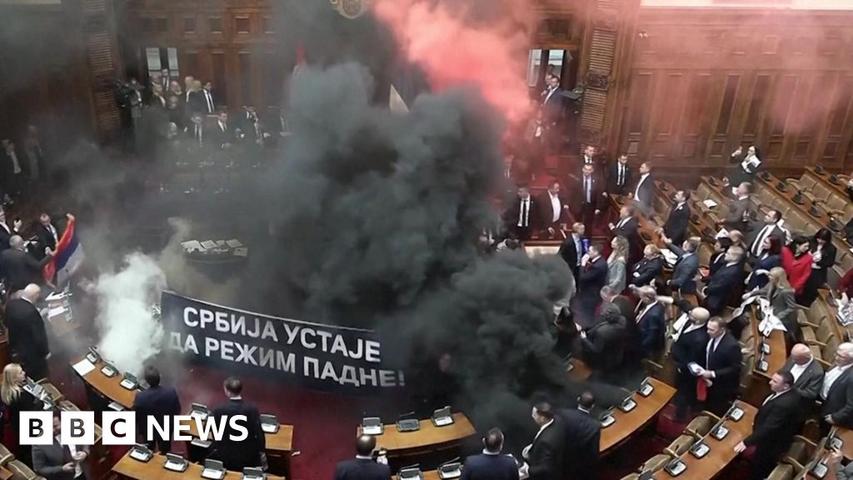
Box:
72 359 96 376
182 239 249 257
703 199 718 208
660 248 679 266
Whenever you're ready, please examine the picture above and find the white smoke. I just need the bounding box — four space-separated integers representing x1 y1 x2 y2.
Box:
94 253 166 376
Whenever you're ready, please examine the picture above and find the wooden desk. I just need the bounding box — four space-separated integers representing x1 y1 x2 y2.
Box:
750 305 787 380
111 451 285 480
600 378 676 454
393 471 440 480
357 413 476 457
834 427 853 461
71 356 138 409
654 401 757 479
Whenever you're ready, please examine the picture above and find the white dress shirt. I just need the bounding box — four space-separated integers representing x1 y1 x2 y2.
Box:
634 173 649 200
549 193 561 223
706 332 726 369
822 363 852 400
517 198 530 227
789 359 812 383
617 163 627 186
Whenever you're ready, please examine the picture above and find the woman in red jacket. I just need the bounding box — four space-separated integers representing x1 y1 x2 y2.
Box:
781 236 813 298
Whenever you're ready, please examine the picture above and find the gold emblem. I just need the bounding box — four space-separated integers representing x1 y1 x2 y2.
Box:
330 0 369 19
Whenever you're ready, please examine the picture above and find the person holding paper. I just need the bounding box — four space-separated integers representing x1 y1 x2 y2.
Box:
734 371 801 480
799 228 836 307
33 411 90 480
700 317 742 415
743 267 799 348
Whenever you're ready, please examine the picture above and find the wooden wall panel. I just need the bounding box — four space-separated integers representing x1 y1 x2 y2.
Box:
613 7 853 174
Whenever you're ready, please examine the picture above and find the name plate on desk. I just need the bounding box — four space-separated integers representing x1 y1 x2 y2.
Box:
119 374 138 390
757 359 769 372
727 406 745 422
398 468 423 480
108 401 125 411
664 459 687 476
689 441 710 459
201 460 225 480
101 364 117 378
129 445 152 462
761 343 771 355
638 379 655 397
619 398 637 413
242 467 266 480
601 413 616 428
829 435 844 450
164 454 188 472
711 425 729 440
438 462 462 479
361 417 383 436
260 414 279 434
397 419 420 432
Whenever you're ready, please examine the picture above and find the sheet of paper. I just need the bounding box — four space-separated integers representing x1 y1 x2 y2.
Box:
688 362 703 375
200 240 217 249
660 248 679 266
703 199 718 208
72 359 96 376
48 307 67 318
215 240 227 247
226 239 243 248
715 228 729 239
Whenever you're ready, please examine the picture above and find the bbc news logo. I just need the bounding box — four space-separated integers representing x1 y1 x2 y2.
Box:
20 411 250 446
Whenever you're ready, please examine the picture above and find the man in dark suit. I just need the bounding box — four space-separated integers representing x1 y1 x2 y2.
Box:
782 343 824 403
460 428 518 480
201 81 217 115
734 371 802 480
600 286 639 368
722 182 754 233
663 236 700 295
821 342 853 432
661 296 710 420
0 235 53 291
746 209 788 259
558 392 600 480
629 244 665 289
522 402 565 480
132 365 182 453
629 161 654 215
632 286 665 359
572 164 604 230
209 377 266 471
609 205 642 265
559 222 587 279
33 411 90 480
663 190 691 247
333 435 391 480
540 74 564 129
34 212 59 260
702 245 745 316
699 317 743 415
580 304 627 381
606 154 632 196
0 208 17 251
186 80 206 115
211 111 235 149
503 186 539 241
5 284 50 381
599 285 635 324
576 243 608 328
537 180 572 237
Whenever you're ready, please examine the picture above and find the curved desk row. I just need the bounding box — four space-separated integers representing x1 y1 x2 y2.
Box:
110 451 285 480
653 401 757 479
601 378 676 454
357 413 476 457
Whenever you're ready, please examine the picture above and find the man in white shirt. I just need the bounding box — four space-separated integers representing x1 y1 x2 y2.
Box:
782 343 824 402
822 343 853 433
522 402 564 480
503 186 538 240
537 180 570 238
628 161 653 215
33 412 89 479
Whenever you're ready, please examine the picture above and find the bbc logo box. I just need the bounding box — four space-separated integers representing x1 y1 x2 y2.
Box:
20 411 249 445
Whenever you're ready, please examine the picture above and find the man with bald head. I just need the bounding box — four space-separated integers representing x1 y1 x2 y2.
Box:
5 283 50 380
0 234 53 292
631 285 665 359
658 294 710 420
782 343 824 402
334 435 391 480
822 342 853 433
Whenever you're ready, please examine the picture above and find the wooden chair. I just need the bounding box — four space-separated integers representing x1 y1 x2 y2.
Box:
665 434 696 457
6 460 40 480
639 453 674 474
0 443 12 465
685 412 719 438
766 463 795 480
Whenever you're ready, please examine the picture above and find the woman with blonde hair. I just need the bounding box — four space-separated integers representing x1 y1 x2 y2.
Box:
0 363 40 466
607 236 629 293
744 266 799 349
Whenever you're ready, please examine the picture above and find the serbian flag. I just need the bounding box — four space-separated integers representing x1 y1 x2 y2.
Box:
43 215 85 287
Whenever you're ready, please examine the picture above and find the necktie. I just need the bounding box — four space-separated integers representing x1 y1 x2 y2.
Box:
706 338 718 367
762 392 778 405
618 165 624 186
585 177 591 203
206 91 214 112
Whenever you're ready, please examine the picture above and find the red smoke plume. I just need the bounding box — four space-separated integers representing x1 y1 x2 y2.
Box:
373 0 536 125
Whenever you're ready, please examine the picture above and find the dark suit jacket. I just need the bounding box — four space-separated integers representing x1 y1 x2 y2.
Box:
34 223 59 260
210 399 266 471
704 262 744 314
668 246 699 294
461 453 519 480
5 298 49 378
635 302 665 356
631 256 664 287
612 217 642 263
210 122 235 148
632 174 655 209
703 333 743 404
781 358 824 402
536 192 571 230
132 385 182 442
333 458 391 480
571 175 604 211
558 408 600 479
0 248 51 291
0 222 13 251
671 302 710 374
724 197 753 231
664 203 690 246
541 87 565 123
32 441 90 480
822 367 853 427
578 258 608 308
186 90 206 114
747 254 781 290
503 198 541 234
581 319 626 373
607 163 633 195
558 235 586 277
746 224 786 257
743 389 802 457
528 421 565 480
